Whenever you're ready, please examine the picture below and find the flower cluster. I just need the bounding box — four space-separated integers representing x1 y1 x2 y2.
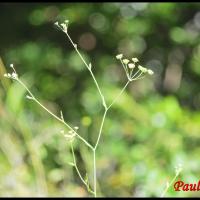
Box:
60 126 78 141
116 54 154 81
3 19 157 197
4 64 18 80
54 20 69 33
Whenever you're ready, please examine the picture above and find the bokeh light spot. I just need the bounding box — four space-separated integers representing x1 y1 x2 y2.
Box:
78 32 96 51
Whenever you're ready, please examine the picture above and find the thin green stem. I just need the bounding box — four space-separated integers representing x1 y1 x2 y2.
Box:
94 109 108 150
129 68 134 78
161 172 180 197
131 71 145 81
92 81 130 196
131 69 141 80
93 149 97 197
120 59 129 80
107 80 130 110
16 78 94 150
132 75 145 81
64 31 107 110
70 142 95 195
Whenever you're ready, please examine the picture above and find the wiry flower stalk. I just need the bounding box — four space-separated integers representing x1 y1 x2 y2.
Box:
4 20 154 197
161 164 183 197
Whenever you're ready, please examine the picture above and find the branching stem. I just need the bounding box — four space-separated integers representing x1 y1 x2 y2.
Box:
13 50 132 197
5 21 154 197
16 78 94 150
64 31 107 110
70 142 95 195
107 80 130 110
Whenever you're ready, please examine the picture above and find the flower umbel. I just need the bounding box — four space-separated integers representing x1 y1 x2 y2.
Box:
4 64 18 80
54 20 69 33
116 54 154 81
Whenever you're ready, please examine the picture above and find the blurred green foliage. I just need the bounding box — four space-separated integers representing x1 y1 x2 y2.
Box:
0 2 200 197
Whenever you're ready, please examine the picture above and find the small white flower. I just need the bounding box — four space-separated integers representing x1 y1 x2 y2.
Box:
74 126 79 130
147 69 154 75
54 21 59 26
4 73 11 78
132 58 139 63
10 64 14 68
122 59 130 65
116 54 123 59
65 20 69 24
138 65 147 73
128 63 135 69
11 72 18 79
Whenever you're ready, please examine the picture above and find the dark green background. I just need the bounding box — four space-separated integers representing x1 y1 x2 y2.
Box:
0 2 200 197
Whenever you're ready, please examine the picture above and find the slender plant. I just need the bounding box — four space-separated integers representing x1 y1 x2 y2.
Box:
4 20 154 197
161 164 182 197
